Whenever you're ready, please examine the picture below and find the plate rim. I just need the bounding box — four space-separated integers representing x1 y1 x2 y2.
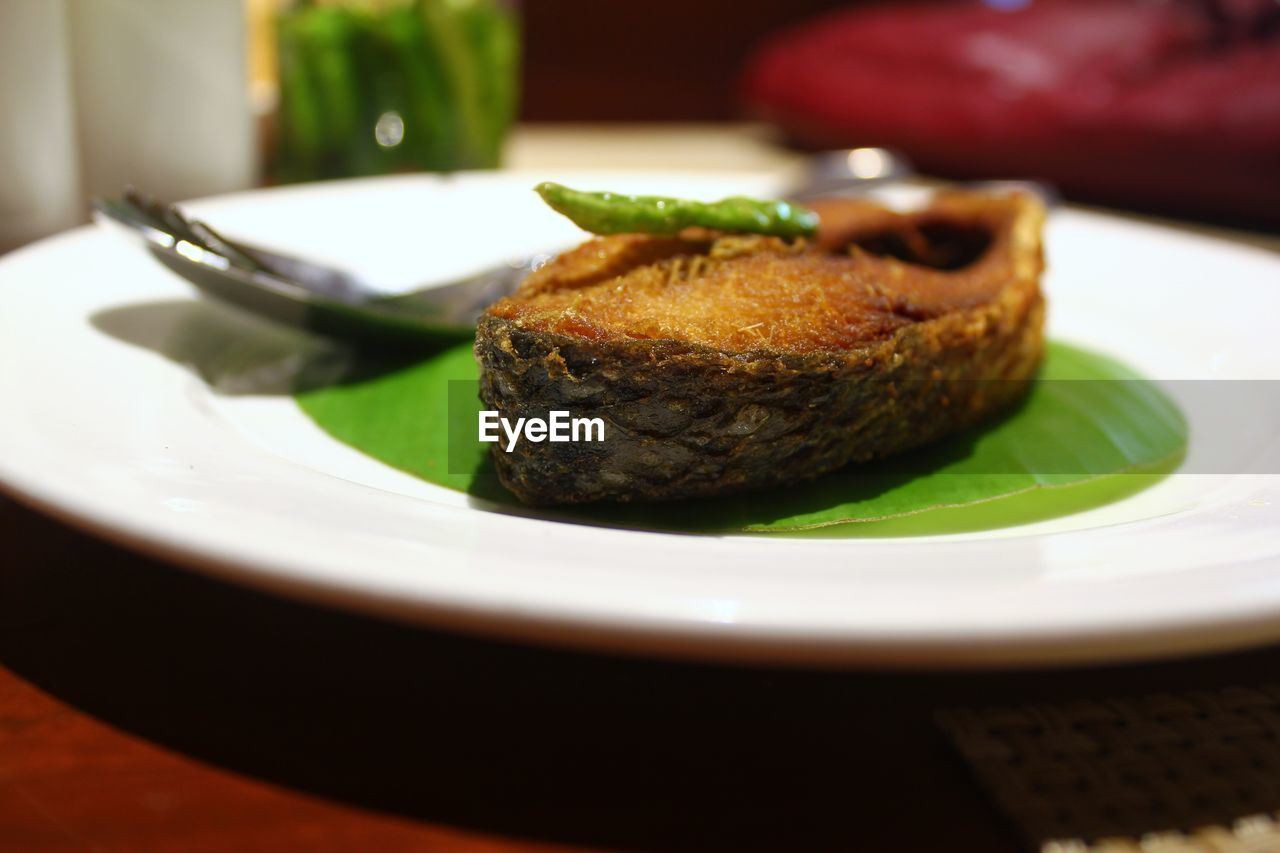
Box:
3 170 1279 669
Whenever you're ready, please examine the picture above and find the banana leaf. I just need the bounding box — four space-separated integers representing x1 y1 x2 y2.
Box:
295 341 1186 536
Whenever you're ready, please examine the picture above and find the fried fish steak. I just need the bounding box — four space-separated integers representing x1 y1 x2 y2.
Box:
476 191 1046 505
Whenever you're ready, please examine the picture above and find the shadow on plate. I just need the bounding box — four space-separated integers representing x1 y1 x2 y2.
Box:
461 427 988 534
90 298 427 395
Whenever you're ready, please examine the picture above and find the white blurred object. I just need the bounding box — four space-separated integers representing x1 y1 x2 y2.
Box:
0 1 81 253
66 0 255 203
0 0 255 254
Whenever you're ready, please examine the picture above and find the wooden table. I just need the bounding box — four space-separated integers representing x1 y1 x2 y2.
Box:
4 126 1280 851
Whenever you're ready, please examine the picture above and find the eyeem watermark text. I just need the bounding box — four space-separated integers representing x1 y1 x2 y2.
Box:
479 410 606 452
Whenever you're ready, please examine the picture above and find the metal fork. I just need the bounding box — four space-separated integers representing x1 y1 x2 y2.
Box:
92 149 912 350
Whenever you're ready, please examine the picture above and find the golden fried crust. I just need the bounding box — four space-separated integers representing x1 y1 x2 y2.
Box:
476 191 1046 505
488 191 1043 355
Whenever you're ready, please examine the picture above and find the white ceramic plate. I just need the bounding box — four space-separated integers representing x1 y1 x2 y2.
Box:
2 171 1279 667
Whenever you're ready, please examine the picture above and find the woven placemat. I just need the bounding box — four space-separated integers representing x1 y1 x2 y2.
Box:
938 684 1280 852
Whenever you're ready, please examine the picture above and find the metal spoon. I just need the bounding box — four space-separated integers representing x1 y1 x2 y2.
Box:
92 149 913 350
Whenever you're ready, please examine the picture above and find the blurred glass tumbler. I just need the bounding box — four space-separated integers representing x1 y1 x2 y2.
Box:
273 0 519 182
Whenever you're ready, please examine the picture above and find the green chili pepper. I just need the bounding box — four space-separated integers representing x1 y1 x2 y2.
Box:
534 183 820 239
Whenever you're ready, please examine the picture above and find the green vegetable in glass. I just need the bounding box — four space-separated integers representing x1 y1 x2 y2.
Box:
534 182 821 239
273 0 519 183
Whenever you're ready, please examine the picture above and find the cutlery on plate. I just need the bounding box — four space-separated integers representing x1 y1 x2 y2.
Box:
93 149 915 349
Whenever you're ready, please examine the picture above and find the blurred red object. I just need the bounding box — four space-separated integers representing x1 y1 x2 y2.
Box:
743 0 1280 226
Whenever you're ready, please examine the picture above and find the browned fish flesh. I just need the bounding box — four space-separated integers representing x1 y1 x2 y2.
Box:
475 191 1046 505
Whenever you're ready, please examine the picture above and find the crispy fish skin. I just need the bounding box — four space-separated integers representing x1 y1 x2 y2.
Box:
476 191 1045 505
